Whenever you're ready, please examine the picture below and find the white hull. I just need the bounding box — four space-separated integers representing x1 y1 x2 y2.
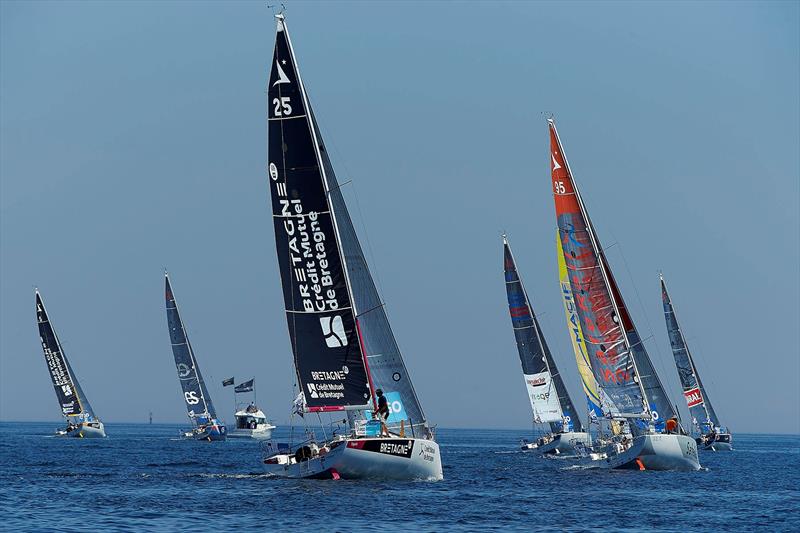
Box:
698 433 733 451
264 437 442 480
228 425 275 440
600 434 700 471
58 421 106 439
525 431 592 455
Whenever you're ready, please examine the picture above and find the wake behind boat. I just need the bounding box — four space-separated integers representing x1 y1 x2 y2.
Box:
261 14 442 480
165 274 226 441
661 274 732 451
35 290 106 438
501 236 590 456
549 119 700 471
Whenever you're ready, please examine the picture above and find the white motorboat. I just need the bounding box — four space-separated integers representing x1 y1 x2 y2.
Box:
228 404 275 440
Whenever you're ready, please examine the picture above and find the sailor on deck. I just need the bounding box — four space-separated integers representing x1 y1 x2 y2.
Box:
375 389 390 436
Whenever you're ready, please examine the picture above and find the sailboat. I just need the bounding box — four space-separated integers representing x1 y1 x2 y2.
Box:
502 235 591 455
35 290 106 438
549 118 700 471
165 273 226 441
661 274 732 451
261 14 442 480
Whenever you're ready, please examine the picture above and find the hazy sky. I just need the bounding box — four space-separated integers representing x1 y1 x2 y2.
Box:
2 1 797 433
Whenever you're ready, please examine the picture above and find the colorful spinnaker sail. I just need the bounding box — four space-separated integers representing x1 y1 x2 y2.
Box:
267 16 430 434
503 236 583 432
661 274 721 433
556 232 603 419
35 290 99 423
550 118 676 429
165 274 218 423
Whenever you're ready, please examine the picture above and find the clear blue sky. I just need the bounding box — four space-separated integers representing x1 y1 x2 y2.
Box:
2 1 797 433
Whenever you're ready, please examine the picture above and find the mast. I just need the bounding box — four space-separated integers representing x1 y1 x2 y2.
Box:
660 273 716 431
549 118 651 421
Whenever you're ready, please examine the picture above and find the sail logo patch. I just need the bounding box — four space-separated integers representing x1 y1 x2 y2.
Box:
273 59 291 87
684 387 703 408
552 153 562 171
176 363 191 378
320 315 347 348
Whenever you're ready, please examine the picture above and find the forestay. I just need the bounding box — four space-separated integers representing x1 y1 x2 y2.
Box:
35 291 96 421
661 275 720 431
165 275 218 421
266 16 371 412
503 237 583 432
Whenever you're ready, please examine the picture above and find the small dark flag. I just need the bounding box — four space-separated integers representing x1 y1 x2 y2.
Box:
234 379 254 393
222 377 234 387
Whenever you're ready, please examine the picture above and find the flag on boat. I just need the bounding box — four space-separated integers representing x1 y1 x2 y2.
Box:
235 379 254 393
222 377 234 387
292 392 306 418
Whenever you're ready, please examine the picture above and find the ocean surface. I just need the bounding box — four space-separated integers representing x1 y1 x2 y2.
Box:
0 422 797 531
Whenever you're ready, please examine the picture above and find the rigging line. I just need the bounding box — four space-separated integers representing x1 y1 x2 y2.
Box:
606 234 683 409
309 103 388 302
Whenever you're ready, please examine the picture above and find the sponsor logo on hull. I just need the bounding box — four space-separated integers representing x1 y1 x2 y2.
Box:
348 439 415 459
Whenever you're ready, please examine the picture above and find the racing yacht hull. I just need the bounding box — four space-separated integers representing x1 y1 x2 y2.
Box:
263 437 442 480
602 434 700 471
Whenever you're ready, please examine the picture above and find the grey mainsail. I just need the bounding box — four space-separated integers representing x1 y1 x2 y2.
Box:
661 274 721 432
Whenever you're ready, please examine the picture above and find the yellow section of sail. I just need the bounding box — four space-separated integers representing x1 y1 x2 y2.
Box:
556 230 602 412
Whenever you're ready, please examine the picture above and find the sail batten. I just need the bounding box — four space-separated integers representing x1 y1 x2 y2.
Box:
503 237 583 433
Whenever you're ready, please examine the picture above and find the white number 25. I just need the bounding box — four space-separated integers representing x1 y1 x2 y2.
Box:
273 97 292 117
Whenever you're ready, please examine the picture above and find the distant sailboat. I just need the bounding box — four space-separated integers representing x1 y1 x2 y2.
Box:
549 118 700 470
502 235 591 455
165 273 226 441
660 274 732 451
261 14 442 480
35 290 106 438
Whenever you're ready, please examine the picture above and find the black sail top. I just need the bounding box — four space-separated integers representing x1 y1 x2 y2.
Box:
165 274 218 421
35 290 97 420
267 15 371 411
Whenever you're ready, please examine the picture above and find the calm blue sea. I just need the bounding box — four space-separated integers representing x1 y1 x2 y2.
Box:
0 422 797 531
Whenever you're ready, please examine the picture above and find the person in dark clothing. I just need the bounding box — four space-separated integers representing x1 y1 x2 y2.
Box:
375 389 390 436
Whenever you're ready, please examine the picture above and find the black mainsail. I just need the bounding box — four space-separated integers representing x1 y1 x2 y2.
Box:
35 290 98 422
266 16 429 433
502 236 584 433
165 274 218 422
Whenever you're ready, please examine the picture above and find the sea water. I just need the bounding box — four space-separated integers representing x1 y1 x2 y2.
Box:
0 422 797 531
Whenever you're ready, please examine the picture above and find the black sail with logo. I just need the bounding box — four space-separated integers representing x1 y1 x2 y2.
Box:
267 17 370 411
35 291 92 418
165 275 217 421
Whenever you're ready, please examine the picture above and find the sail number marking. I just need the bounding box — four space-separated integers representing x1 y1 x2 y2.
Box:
554 181 566 194
273 97 292 117
185 391 200 405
